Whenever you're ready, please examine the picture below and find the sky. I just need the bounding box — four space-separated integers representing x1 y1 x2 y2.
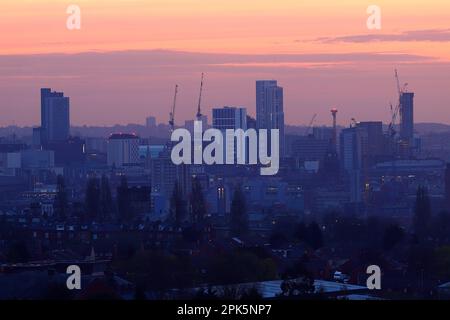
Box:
1 0 450 127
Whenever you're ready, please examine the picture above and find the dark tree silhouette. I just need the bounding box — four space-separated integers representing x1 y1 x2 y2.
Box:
100 175 113 222
430 211 450 244
295 222 307 242
85 177 100 221
6 241 30 263
117 175 133 223
170 180 185 226
306 222 324 250
190 177 207 224
230 185 248 237
382 224 404 251
294 221 323 250
195 287 219 300
54 175 68 221
413 186 431 240
279 277 315 298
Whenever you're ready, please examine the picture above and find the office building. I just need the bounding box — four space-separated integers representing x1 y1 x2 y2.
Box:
151 147 191 215
213 106 248 163
292 136 330 162
400 92 414 143
357 121 385 166
313 127 334 141
340 127 363 203
40 88 70 144
107 133 140 167
212 106 247 130
256 80 285 156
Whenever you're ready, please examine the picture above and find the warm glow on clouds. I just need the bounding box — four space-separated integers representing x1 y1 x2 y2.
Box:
1 0 450 57
1 0 450 126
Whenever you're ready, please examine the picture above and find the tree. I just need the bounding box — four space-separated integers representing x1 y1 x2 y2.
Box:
295 221 323 250
195 287 218 300
279 277 315 298
170 180 185 226
295 222 307 242
117 175 133 223
430 211 450 245
206 249 277 285
413 186 431 240
85 177 100 222
382 224 404 251
306 222 324 250
190 177 207 224
230 185 248 237
6 241 30 263
100 175 113 222
54 175 68 221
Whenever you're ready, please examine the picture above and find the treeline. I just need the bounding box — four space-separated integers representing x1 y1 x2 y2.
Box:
52 174 135 223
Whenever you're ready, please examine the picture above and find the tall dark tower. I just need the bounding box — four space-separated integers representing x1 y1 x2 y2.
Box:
40 88 70 145
256 80 285 156
331 108 338 152
400 92 414 143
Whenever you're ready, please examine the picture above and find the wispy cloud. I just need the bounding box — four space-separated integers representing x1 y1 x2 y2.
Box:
315 29 450 43
0 49 435 78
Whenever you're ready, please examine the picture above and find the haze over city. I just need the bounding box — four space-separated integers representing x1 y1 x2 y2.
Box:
1 0 450 127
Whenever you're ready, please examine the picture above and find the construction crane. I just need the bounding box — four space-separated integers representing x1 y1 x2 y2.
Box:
305 113 317 136
196 73 205 121
388 69 408 137
169 84 178 132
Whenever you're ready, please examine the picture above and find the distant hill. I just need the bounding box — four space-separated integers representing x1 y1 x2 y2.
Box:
414 123 450 134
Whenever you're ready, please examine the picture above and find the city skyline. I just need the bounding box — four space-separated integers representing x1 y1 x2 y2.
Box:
1 1 450 302
1 1 450 126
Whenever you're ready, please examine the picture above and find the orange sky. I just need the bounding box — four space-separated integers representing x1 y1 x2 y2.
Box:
1 0 450 126
1 0 450 59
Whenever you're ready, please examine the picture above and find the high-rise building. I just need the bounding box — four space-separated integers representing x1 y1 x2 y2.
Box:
357 121 385 166
40 88 70 144
212 106 248 162
292 136 330 162
256 80 285 156
212 106 247 130
107 133 140 167
400 92 414 143
340 126 363 203
313 127 334 142
151 146 191 215
340 122 385 204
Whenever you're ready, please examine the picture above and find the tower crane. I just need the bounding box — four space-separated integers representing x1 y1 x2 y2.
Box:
388 69 408 137
169 84 178 132
196 73 205 121
305 113 317 136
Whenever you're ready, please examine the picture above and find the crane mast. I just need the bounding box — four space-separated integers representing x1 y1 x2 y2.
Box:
169 84 178 132
196 73 204 121
305 113 317 136
389 69 407 137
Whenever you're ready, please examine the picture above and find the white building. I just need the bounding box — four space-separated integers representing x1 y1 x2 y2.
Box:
107 133 140 167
